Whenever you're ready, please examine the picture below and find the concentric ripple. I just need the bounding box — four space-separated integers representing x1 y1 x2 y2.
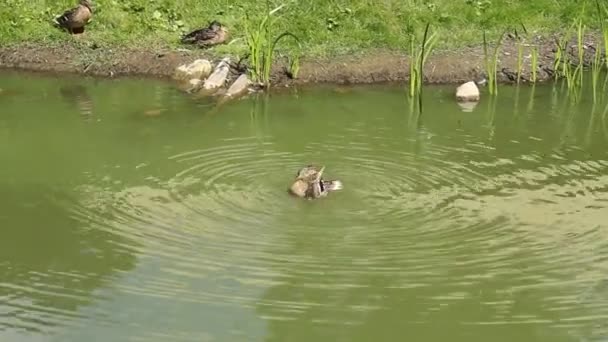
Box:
66 115 608 340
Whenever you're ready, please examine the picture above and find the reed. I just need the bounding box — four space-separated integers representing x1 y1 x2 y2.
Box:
287 54 300 79
553 38 564 80
516 39 524 84
573 19 586 89
560 18 586 101
513 27 527 84
604 29 608 69
595 0 608 68
601 27 608 70
483 30 506 95
553 22 575 80
551 21 583 97
244 2 300 87
531 45 538 83
408 23 438 99
592 42 603 103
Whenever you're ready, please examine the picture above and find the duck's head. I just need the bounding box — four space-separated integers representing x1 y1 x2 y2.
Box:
208 20 223 31
79 0 93 10
295 165 324 182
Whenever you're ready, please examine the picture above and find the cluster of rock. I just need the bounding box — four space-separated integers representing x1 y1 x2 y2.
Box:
173 58 255 100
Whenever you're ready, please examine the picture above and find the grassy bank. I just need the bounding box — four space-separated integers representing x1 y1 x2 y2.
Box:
0 0 604 57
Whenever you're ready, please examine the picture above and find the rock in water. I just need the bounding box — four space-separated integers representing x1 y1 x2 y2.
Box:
173 59 213 81
456 81 480 102
224 74 250 98
203 57 231 91
186 78 202 93
189 78 202 87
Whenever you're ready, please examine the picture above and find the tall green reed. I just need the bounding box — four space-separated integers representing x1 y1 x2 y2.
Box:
531 45 538 83
244 2 300 87
573 19 586 89
513 25 528 84
595 0 608 68
516 38 524 84
483 30 506 95
552 21 581 96
591 42 603 103
408 23 438 99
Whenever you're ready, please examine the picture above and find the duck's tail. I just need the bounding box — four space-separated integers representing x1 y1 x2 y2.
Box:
322 180 343 191
180 35 195 44
180 30 199 44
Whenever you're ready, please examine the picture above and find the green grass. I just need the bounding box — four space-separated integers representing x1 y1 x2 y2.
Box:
0 0 605 58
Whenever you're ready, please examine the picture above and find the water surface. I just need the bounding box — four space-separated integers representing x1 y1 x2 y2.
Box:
1 71 608 342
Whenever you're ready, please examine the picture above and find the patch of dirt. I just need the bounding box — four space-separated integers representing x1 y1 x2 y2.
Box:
0 32 604 86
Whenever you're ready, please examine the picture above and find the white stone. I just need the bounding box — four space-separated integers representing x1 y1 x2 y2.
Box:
173 59 213 81
203 57 231 90
182 78 202 93
224 74 250 98
455 81 480 102
189 78 201 87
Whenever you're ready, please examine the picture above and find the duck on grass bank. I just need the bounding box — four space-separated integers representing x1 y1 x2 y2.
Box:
181 21 229 48
289 165 343 199
54 0 93 35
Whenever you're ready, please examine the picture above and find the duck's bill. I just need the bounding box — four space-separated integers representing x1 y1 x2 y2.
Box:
314 166 325 181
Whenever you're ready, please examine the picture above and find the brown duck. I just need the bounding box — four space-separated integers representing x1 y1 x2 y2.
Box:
181 21 229 47
55 0 93 34
289 165 343 199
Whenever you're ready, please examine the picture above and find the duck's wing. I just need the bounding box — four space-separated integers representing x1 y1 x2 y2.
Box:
55 7 78 27
181 27 216 43
306 181 324 198
55 6 90 28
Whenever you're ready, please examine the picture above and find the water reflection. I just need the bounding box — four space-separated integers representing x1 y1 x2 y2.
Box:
59 84 94 120
457 101 478 112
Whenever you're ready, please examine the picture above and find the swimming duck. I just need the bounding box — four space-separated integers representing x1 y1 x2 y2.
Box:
289 165 343 199
181 21 229 48
55 0 93 34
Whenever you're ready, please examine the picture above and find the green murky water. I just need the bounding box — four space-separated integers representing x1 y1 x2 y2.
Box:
1 71 607 342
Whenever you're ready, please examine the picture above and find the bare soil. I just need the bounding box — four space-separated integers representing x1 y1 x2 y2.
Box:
0 33 603 86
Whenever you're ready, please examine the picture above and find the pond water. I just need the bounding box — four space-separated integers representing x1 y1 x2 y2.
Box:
1 71 607 342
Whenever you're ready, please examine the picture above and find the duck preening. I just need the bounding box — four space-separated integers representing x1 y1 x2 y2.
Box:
55 0 93 34
181 21 229 48
289 165 343 199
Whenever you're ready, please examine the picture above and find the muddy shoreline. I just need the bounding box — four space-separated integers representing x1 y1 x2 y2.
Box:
0 33 603 86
